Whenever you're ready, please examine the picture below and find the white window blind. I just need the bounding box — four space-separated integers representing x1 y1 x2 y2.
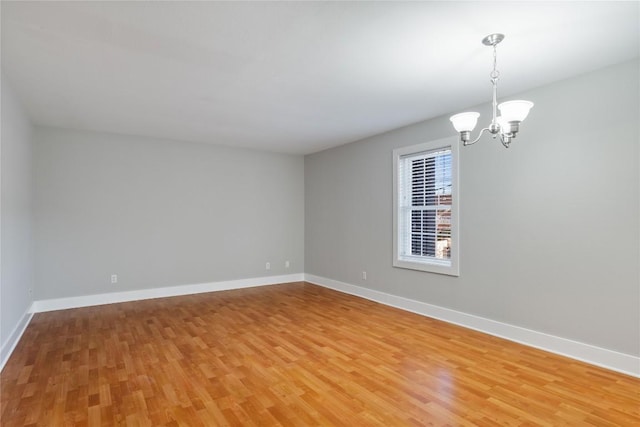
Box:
393 138 459 276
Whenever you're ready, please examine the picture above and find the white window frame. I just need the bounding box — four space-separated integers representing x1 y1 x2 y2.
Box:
393 136 459 276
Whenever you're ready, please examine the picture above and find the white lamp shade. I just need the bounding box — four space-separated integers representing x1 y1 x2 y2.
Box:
497 100 534 123
449 112 480 132
496 116 509 131
497 116 517 134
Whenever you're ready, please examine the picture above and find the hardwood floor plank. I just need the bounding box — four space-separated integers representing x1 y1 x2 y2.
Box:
1 282 639 426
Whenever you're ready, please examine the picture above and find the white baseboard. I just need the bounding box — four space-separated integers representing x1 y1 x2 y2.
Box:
304 274 640 378
1 307 34 372
32 273 304 313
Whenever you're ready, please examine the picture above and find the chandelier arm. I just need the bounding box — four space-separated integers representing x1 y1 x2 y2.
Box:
463 127 491 146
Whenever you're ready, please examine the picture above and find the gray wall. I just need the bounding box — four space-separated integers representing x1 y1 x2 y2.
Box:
305 60 640 356
34 128 304 300
1 74 34 350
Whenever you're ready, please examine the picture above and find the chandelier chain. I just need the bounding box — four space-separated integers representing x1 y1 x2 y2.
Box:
490 44 500 80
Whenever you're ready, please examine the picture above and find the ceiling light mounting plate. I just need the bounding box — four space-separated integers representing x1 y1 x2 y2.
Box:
482 33 505 46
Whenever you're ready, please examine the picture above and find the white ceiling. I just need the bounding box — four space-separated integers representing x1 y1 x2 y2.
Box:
2 1 638 155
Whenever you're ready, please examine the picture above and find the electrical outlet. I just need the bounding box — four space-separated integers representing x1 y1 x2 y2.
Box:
285 260 290 269
111 274 118 284
362 271 367 280
265 262 271 271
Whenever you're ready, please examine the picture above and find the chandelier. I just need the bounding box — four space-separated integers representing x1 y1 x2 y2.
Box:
449 34 533 148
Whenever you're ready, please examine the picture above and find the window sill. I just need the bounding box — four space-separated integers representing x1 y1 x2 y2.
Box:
393 259 459 276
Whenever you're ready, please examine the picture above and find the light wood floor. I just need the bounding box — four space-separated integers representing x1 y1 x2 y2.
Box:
1 282 638 426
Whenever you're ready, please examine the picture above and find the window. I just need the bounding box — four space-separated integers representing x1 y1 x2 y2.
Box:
393 137 459 276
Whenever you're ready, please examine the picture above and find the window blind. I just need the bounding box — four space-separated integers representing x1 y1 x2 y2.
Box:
398 148 453 265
